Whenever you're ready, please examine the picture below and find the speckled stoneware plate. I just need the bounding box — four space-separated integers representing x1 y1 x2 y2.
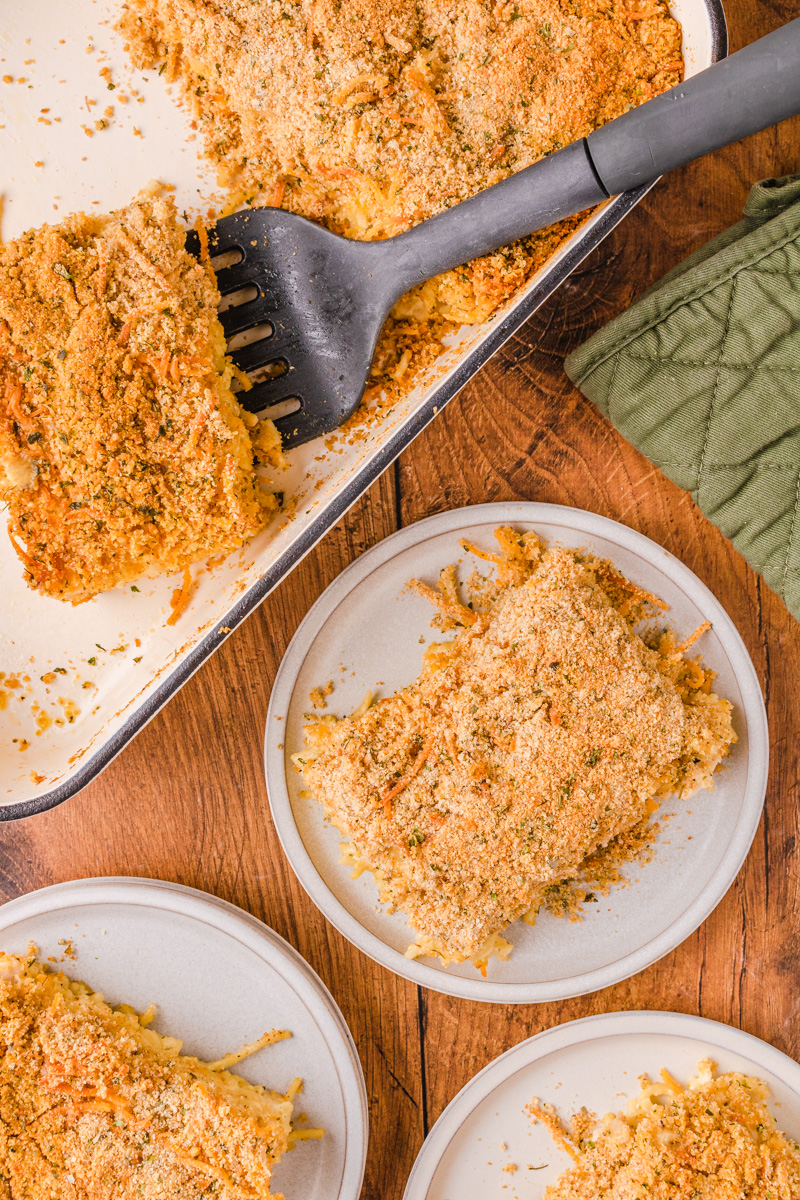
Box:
402 1011 800 1199
0 0 725 816
265 502 768 1004
0 876 368 1200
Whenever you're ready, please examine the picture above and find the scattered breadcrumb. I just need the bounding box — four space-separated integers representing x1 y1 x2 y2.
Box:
309 680 335 709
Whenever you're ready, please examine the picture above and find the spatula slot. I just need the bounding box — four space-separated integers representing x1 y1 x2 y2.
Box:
210 248 244 272
262 397 301 421
218 284 259 313
227 323 273 352
231 359 289 394
248 360 288 385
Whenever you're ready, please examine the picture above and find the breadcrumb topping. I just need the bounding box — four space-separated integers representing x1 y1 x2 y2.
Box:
0 194 280 602
0 951 300 1199
298 529 736 968
118 0 683 391
530 1059 800 1198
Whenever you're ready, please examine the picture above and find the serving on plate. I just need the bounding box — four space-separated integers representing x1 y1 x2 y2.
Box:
0 949 312 1197
0 0 725 817
265 502 768 1004
296 523 737 972
528 1059 800 1197
402 1011 800 1199
0 877 368 1200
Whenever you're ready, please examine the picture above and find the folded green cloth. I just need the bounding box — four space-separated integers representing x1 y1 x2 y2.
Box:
566 172 800 620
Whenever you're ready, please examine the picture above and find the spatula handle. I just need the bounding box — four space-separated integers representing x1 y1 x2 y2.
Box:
386 138 609 297
384 17 800 297
586 16 800 195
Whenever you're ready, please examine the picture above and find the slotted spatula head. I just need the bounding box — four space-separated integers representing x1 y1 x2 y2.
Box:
186 208 395 448
187 142 617 450
186 18 800 449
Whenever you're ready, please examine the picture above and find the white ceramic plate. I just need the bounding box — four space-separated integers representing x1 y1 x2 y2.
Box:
402 1011 800 1199
0 0 725 815
0 877 367 1200
265 502 768 1003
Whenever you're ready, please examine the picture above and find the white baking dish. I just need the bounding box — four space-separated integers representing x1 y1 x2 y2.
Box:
0 0 727 817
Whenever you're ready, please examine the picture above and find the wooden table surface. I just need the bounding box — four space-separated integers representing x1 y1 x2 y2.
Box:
4 3 800 1196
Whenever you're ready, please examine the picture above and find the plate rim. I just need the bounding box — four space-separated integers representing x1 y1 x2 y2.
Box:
265 501 768 1003
401 1009 800 1200
0 875 369 1200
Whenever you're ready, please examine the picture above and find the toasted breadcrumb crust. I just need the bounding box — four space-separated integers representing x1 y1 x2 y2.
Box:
0 951 300 1199
537 808 659 922
530 1059 800 1198
117 0 683 393
298 529 735 968
0 194 280 602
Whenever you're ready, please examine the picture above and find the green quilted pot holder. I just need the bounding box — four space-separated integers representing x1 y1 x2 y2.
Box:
566 172 800 620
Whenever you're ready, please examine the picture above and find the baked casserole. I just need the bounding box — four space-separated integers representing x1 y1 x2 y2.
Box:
0 193 281 602
0 950 320 1199
530 1059 800 1198
119 0 684 394
297 528 736 970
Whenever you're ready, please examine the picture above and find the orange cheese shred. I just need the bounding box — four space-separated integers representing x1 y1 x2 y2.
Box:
381 733 436 815
167 566 194 625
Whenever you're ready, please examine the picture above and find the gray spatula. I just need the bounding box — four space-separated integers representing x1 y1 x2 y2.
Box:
188 17 800 449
